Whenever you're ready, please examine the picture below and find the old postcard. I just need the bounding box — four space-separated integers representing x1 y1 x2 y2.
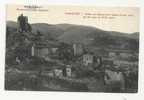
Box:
5 5 139 93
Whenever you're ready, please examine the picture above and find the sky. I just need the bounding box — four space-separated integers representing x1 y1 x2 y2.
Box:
6 5 139 33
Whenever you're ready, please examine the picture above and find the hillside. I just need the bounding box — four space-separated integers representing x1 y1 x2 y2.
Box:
6 21 139 50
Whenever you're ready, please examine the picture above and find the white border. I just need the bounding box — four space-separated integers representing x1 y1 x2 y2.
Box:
0 0 144 100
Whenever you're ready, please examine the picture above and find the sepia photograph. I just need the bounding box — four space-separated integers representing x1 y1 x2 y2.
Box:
5 5 139 93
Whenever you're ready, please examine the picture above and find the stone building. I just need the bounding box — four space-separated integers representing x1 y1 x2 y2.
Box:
66 65 72 77
73 43 83 56
31 41 59 60
31 44 50 58
83 53 94 66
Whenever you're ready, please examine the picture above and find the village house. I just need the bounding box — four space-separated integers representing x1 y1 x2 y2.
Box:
31 44 50 58
65 65 72 77
113 59 137 67
51 48 58 54
104 68 125 91
119 52 132 58
53 68 63 77
31 40 59 60
75 48 103 67
106 49 135 59
52 65 72 78
108 52 117 58
83 52 94 66
73 43 83 56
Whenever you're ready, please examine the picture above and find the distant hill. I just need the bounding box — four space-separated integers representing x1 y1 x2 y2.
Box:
7 21 18 29
130 32 139 40
6 21 139 50
57 24 109 44
7 21 64 39
31 23 64 38
108 31 139 40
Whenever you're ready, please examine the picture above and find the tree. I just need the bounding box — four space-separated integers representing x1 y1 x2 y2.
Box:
58 42 74 62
